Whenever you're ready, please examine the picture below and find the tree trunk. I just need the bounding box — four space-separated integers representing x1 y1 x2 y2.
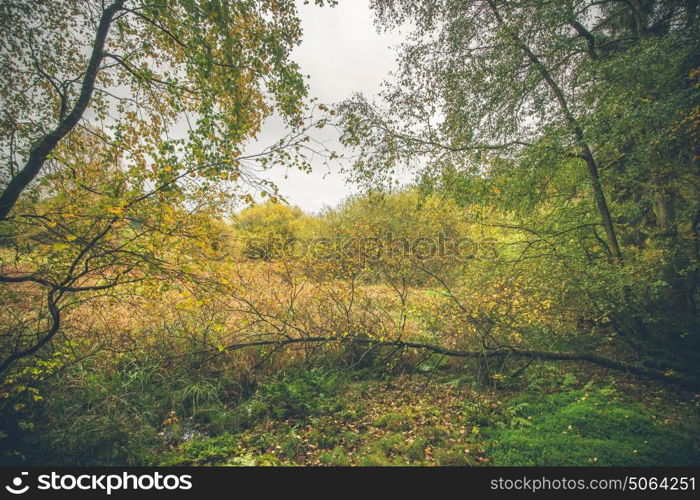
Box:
0 0 125 221
487 0 623 262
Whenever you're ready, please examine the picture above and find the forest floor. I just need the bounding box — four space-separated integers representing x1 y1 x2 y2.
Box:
160 365 700 466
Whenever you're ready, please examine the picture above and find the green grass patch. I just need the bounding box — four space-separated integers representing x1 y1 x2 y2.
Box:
487 384 700 466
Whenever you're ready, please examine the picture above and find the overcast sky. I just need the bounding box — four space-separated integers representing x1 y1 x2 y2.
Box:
251 0 403 213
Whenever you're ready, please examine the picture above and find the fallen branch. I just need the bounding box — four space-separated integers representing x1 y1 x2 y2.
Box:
219 335 698 390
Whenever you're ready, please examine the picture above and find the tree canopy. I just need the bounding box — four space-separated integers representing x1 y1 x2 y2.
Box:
0 0 331 374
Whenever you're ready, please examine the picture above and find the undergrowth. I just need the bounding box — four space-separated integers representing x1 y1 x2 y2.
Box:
4 360 699 466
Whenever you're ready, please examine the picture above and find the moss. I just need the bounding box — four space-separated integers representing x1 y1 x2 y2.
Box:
372 410 417 431
373 433 406 455
487 386 700 466
254 453 282 466
319 447 351 466
406 438 427 461
434 444 476 466
308 428 340 449
167 433 240 465
358 453 393 466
